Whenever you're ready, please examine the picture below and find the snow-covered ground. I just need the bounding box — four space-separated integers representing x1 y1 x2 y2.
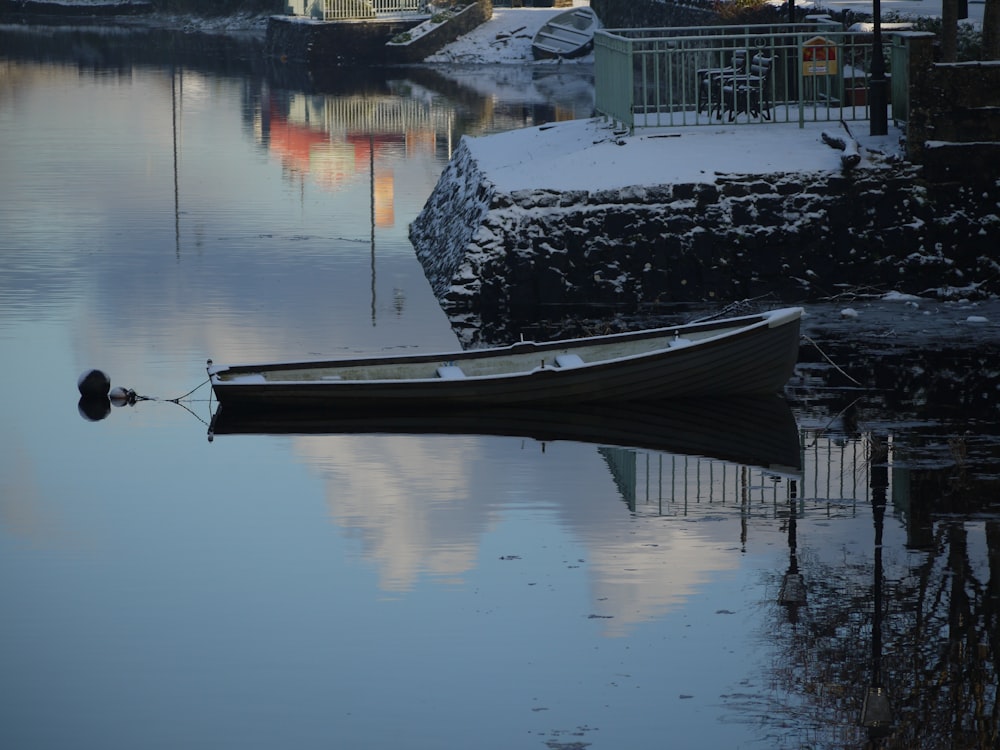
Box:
464 116 901 191
424 3 584 64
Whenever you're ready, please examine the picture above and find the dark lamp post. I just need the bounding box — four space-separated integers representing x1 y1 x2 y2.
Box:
869 0 888 135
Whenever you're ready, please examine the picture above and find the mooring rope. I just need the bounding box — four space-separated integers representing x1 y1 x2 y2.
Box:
78 369 216 425
800 333 863 387
689 294 777 324
165 378 211 403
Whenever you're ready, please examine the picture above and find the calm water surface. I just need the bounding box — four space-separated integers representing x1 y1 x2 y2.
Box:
1 25 998 750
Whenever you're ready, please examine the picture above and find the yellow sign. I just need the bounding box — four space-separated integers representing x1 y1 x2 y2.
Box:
802 36 839 76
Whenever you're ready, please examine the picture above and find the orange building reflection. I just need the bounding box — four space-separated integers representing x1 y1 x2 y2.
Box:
264 96 441 229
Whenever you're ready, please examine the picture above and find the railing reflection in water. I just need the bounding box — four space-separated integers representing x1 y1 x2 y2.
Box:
605 429 876 517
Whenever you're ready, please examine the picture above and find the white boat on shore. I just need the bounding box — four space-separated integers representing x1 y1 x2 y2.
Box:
207 307 802 408
531 6 600 60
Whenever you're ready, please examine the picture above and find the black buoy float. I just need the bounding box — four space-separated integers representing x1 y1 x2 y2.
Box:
78 396 111 422
77 369 111 397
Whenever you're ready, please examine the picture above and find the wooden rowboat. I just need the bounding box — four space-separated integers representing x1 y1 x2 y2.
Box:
531 6 600 60
207 307 802 408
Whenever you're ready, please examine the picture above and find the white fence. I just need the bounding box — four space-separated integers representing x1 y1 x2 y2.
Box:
287 0 424 20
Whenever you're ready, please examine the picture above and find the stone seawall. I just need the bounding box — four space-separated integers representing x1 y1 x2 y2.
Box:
266 15 423 66
386 0 492 64
411 140 1000 345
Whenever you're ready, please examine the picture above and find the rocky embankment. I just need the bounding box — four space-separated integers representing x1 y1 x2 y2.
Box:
410 136 1000 346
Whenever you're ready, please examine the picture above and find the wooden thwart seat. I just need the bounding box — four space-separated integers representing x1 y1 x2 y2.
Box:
546 21 590 36
537 30 585 45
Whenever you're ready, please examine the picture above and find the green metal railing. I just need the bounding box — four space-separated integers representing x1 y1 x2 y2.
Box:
320 0 423 20
888 32 931 126
288 0 422 20
595 23 885 130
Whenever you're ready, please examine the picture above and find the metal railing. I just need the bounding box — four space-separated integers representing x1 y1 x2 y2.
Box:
595 23 885 130
320 0 423 20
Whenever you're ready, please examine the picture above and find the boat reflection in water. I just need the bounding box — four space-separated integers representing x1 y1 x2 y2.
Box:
209 395 802 479
210 395 804 634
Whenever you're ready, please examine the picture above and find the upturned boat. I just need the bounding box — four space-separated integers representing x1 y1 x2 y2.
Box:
531 6 600 60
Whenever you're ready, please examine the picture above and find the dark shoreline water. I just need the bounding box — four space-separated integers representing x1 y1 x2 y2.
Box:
0 0 156 16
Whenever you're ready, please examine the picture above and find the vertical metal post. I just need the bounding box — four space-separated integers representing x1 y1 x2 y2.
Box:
869 0 888 135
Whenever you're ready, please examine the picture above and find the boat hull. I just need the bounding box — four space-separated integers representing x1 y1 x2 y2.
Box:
208 308 802 408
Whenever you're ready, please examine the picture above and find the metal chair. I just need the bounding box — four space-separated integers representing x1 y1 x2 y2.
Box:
720 53 773 121
698 50 748 118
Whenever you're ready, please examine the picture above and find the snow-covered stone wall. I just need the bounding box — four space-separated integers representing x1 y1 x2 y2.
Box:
410 139 497 298
386 0 493 65
410 142 1000 345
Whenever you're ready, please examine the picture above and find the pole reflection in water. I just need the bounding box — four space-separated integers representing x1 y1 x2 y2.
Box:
861 434 894 740
779 486 807 623
171 65 181 260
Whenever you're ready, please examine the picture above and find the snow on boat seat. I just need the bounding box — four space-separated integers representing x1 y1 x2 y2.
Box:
436 365 466 379
537 31 584 44
228 374 267 384
546 22 589 36
555 354 585 368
